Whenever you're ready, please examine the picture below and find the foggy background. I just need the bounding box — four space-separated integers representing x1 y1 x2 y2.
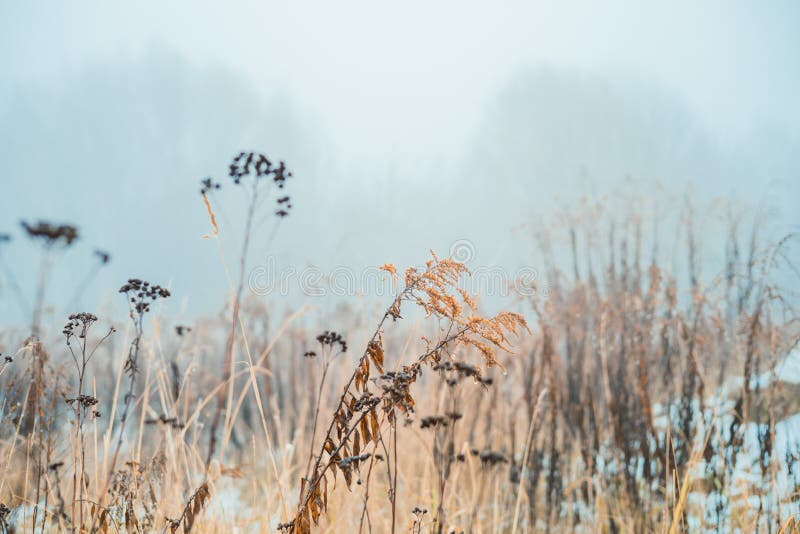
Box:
1 1 798 327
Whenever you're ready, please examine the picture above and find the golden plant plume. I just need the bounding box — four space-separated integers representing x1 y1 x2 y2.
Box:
286 251 529 533
404 251 529 368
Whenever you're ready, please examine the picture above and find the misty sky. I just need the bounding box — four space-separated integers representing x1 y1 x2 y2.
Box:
1 1 798 326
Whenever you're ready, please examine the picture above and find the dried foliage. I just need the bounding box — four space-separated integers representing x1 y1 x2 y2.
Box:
286 253 529 533
0 156 798 534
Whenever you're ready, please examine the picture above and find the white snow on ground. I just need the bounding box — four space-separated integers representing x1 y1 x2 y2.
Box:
651 356 800 531
769 347 800 384
720 347 800 396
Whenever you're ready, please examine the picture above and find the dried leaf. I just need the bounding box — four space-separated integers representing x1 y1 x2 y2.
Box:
370 408 380 438
309 491 320 525
368 339 385 372
322 472 328 511
360 414 372 444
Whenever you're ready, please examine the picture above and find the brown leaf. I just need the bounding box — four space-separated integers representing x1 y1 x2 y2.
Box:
343 465 352 487
368 339 385 373
370 408 380 438
360 414 372 444
309 491 320 525
322 473 329 511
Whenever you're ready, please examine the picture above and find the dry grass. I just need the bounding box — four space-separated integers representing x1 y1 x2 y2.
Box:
0 154 798 533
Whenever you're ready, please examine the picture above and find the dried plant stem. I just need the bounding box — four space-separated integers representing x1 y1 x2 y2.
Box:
93 311 144 531
295 321 470 529
207 182 257 467
303 361 331 486
294 288 412 522
200 189 290 519
357 411 390 534
511 389 547 533
391 417 398 534
30 252 54 530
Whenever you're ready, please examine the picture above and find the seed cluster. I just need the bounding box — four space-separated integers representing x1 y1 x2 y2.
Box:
66 394 98 408
199 177 221 195
433 360 492 386
20 220 79 246
420 415 448 429
277 520 294 531
145 414 185 430
316 330 348 353
175 325 192 336
337 453 370 469
94 249 111 264
119 279 171 314
378 367 421 416
352 392 381 412
419 411 463 430
200 151 295 217
410 506 428 534
473 449 507 468
228 151 291 185
62 312 98 338
275 195 292 218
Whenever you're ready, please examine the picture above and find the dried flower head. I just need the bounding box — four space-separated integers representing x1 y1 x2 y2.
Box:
119 278 171 314
277 520 295 532
316 330 348 353
94 249 111 264
63 312 98 338
473 449 508 468
420 415 449 429
228 151 291 184
199 177 221 195
225 151 295 217
145 414 185 430
337 453 370 469
20 220 79 247
65 394 98 408
378 367 421 416
175 325 192 336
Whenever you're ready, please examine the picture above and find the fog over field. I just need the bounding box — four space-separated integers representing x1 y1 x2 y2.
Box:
3 4 800 533
1 1 798 322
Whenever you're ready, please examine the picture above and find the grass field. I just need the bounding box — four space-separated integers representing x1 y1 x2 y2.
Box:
0 153 798 533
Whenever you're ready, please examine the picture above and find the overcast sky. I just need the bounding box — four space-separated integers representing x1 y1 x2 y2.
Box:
1 1 798 325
